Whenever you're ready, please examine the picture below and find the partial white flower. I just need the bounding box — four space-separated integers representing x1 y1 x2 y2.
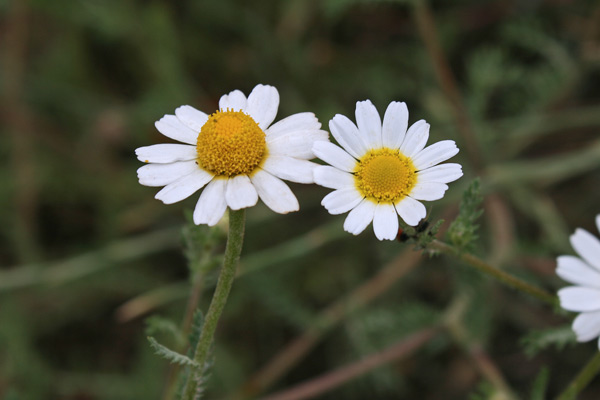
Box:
557 215 600 349
136 84 328 226
313 100 463 240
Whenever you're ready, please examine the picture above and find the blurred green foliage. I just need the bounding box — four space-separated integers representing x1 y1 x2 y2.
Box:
2 0 600 399
447 179 483 252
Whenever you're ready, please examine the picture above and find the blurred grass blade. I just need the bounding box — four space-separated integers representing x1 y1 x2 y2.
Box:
0 227 180 292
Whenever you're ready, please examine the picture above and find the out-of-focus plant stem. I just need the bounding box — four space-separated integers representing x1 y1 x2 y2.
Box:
3 0 40 263
163 268 208 400
260 326 439 400
429 240 558 306
487 139 600 188
0 227 181 292
508 187 570 252
116 282 188 322
239 220 346 275
412 0 520 269
231 248 422 400
498 104 600 155
412 0 483 171
555 352 600 400
0 221 343 294
444 296 517 399
182 209 246 400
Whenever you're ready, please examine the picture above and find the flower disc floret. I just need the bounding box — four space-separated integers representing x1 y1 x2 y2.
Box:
196 110 266 177
354 148 417 203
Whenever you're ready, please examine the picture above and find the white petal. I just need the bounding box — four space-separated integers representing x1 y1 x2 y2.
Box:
246 84 279 129
155 169 213 204
136 144 197 164
137 160 199 187
250 170 299 214
395 197 426 226
382 102 408 149
571 229 600 271
261 156 316 184
412 140 460 170
225 175 258 210
266 112 321 138
355 100 382 148
219 89 247 112
409 182 448 201
314 166 354 190
174 105 208 133
596 214 600 234
193 179 228 226
321 187 363 215
329 114 368 159
416 163 463 184
267 129 329 159
155 115 198 145
373 203 399 241
344 200 376 235
400 120 429 158
572 311 600 342
558 287 600 312
313 141 357 173
557 255 600 289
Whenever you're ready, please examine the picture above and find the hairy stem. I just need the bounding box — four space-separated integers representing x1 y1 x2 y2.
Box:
429 240 558 306
182 209 246 399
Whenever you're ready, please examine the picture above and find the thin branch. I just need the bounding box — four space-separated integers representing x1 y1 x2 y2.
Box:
261 327 439 400
430 240 558 306
444 296 517 399
412 0 520 267
115 282 188 323
468 344 515 397
0 227 181 292
231 248 422 399
412 0 483 171
2 0 40 263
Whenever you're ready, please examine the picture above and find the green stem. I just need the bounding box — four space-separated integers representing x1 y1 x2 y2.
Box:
556 352 600 400
429 240 558 306
182 209 246 400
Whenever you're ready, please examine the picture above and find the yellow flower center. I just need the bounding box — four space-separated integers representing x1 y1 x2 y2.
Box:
354 148 417 203
196 110 267 177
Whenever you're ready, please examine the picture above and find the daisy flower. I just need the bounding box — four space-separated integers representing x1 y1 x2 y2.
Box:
312 100 463 240
136 84 328 225
557 215 600 348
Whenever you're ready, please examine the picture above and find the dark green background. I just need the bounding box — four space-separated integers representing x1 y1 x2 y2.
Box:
2 0 600 398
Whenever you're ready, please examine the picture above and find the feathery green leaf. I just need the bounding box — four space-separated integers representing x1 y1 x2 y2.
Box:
147 336 200 368
447 179 483 252
521 326 576 357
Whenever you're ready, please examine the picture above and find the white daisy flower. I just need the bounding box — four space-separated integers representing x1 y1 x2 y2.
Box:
312 100 463 240
557 215 600 349
136 84 328 226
